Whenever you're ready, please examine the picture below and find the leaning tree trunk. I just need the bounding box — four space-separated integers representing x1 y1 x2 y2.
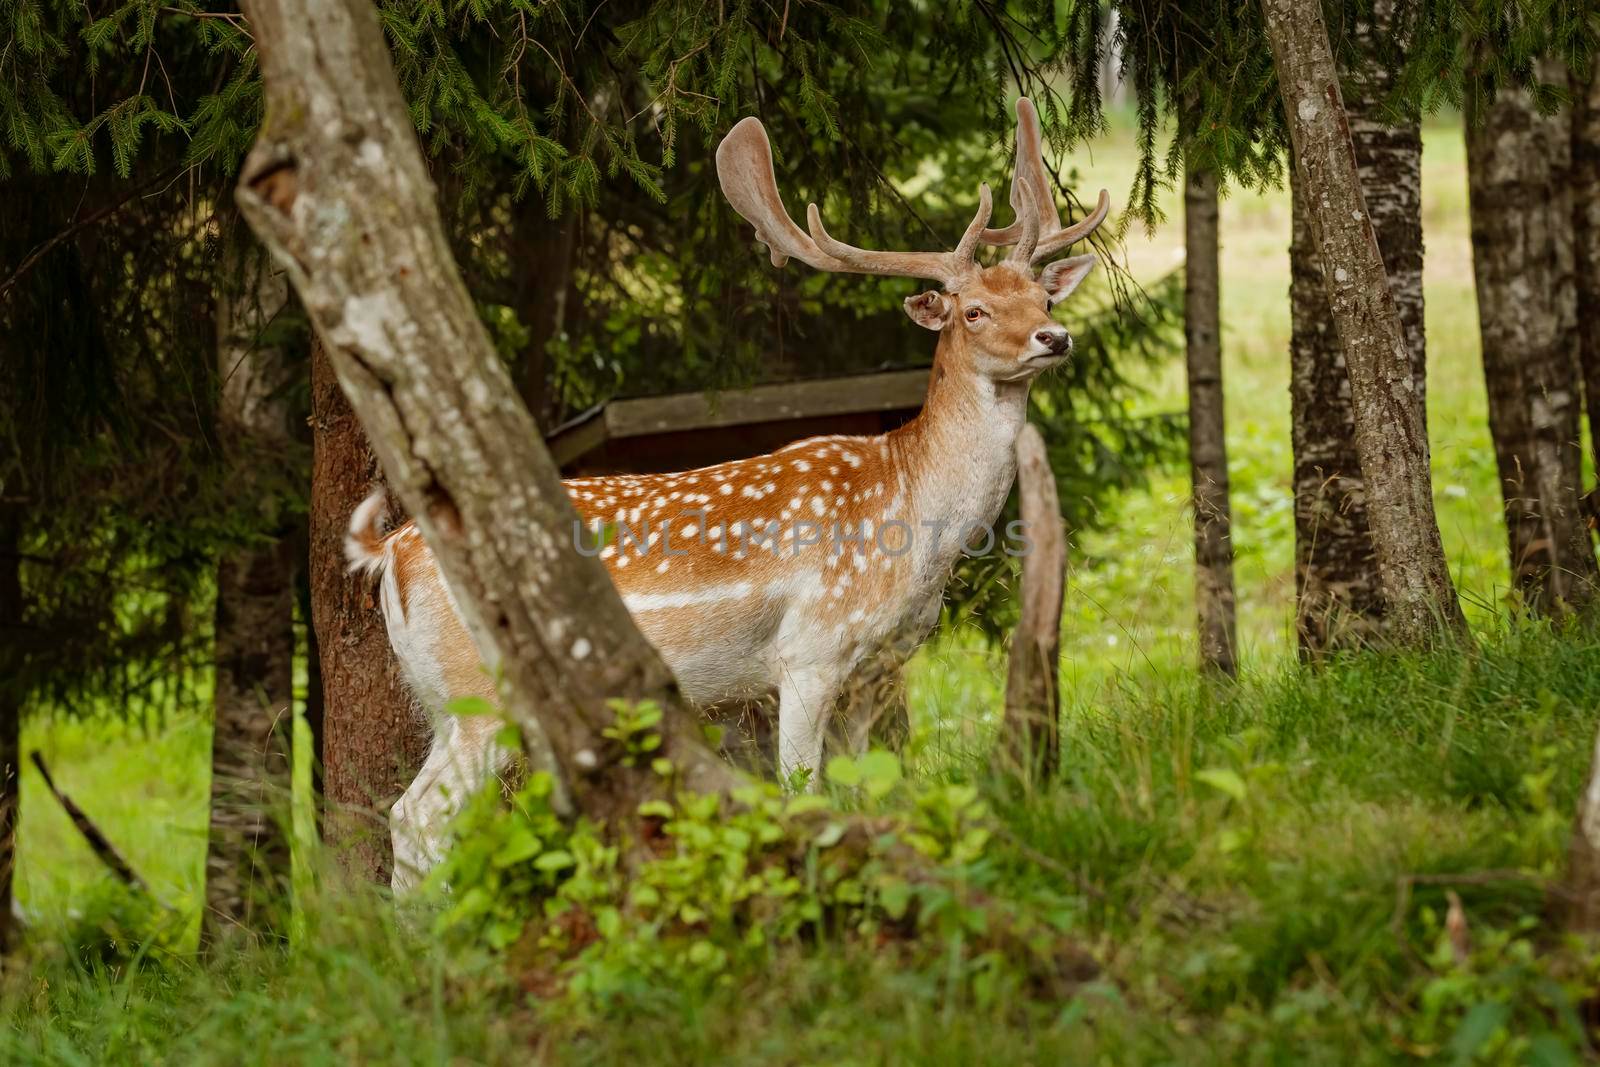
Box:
308 338 429 882
1571 64 1600 529
1287 0 1425 655
235 0 737 831
0 502 21 954
1467 53 1598 614
1261 0 1466 646
1183 165 1238 675
204 248 297 942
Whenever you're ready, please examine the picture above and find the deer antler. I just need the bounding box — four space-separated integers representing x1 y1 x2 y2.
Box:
716 116 993 289
982 97 1111 268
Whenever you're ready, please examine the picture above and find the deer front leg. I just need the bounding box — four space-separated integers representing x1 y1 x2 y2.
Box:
777 664 842 791
390 715 508 894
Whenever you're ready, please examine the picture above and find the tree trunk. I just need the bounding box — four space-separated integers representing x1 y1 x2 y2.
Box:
0 503 21 954
1001 425 1064 780
1261 0 1466 646
1557 720 1600 932
235 0 738 832
309 338 429 882
1572 61 1600 492
205 250 296 942
1287 0 1425 654
1467 53 1598 614
511 200 576 429
1183 166 1238 674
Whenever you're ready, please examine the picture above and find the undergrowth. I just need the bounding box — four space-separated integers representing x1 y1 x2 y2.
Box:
7 623 1600 1065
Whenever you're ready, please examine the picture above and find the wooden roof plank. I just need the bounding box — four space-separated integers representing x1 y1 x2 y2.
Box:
601 368 930 439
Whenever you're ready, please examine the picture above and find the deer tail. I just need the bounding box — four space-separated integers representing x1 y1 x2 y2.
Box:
345 490 392 577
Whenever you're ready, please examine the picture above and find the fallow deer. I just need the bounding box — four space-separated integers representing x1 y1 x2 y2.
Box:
347 98 1110 891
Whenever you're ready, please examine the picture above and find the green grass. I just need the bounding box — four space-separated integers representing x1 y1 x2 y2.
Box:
8 625 1600 1064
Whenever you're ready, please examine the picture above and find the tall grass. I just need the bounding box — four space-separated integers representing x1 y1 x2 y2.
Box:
8 623 1600 1064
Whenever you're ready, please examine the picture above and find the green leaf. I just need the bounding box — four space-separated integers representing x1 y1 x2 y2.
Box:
825 755 861 787
1448 1001 1510 1064
534 850 575 872
445 695 498 718
857 749 901 799
813 822 847 849
1194 768 1248 803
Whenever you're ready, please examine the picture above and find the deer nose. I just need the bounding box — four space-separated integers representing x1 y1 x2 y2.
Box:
1034 327 1071 355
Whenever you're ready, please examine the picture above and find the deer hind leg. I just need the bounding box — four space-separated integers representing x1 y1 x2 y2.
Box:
777 664 844 791
390 711 510 895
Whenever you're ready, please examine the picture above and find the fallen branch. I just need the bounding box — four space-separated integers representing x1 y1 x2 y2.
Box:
29 751 149 892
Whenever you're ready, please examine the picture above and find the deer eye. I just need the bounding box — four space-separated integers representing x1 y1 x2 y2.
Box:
964 307 984 322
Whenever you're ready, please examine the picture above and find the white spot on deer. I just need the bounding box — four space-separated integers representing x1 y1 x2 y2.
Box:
656 560 670 574
793 460 811 472
841 451 861 467
720 484 733 495
624 582 754 612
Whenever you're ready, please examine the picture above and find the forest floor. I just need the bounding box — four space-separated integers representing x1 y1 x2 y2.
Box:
11 112 1595 1063
9 627 1600 1063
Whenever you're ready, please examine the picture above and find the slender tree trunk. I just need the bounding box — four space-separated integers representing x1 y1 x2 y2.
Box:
236 0 738 829
1572 61 1600 493
0 503 21 954
309 338 429 883
1557 720 1600 932
1467 54 1598 614
511 200 576 428
204 251 296 942
1287 0 1425 654
1183 166 1238 674
1001 425 1064 779
1261 0 1466 646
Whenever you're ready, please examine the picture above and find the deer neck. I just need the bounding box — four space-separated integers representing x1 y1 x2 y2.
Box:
887 335 1031 574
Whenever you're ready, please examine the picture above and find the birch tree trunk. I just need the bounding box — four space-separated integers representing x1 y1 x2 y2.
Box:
308 338 429 881
1183 166 1238 675
1260 0 1466 646
204 249 296 939
1287 0 1425 655
1467 54 1597 614
235 0 737 829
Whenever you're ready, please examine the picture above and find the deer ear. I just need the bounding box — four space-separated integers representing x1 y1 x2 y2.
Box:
903 290 951 331
1039 254 1096 303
